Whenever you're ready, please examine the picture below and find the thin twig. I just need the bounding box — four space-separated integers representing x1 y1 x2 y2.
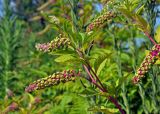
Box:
77 49 125 114
144 32 157 45
83 64 105 92
83 65 96 84
86 62 107 92
109 96 126 114
86 62 126 114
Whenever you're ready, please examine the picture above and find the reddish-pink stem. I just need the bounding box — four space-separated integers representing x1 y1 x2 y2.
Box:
83 65 96 83
144 32 157 45
83 65 105 92
77 49 125 114
87 63 107 92
83 64 125 114
87 65 126 114
109 96 126 114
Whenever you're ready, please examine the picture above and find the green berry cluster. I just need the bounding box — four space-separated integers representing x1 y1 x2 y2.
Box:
86 11 115 32
36 34 70 52
25 70 81 92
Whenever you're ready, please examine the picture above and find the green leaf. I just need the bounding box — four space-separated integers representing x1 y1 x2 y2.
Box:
136 5 144 14
88 106 118 114
54 54 76 63
64 58 86 66
82 31 101 51
119 7 150 33
155 58 160 64
155 25 160 43
79 32 86 45
134 15 150 33
79 87 98 96
28 93 35 103
49 50 75 56
115 73 131 91
121 53 130 62
97 58 107 76
99 92 110 97
29 69 48 76
118 8 133 19
63 20 72 34
145 50 150 56
122 0 139 12
93 49 111 74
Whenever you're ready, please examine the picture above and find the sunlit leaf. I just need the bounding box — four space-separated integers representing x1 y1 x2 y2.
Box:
88 106 118 114
155 25 160 43
54 54 76 63
118 8 133 19
136 5 144 14
97 58 107 76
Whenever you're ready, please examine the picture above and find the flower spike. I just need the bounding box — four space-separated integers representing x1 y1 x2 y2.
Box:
132 44 160 84
86 11 115 32
25 70 81 92
36 34 70 52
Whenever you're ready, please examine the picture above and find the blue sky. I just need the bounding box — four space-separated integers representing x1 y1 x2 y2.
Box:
155 6 160 29
0 0 3 17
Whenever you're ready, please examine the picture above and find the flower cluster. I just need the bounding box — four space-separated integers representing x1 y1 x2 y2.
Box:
25 70 81 92
132 44 160 84
86 11 115 32
35 35 70 52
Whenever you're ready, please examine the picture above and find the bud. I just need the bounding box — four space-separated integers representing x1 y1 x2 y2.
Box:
35 34 70 52
8 102 18 111
35 43 50 52
25 70 81 92
132 44 160 84
86 11 115 32
48 15 60 24
33 97 42 104
7 89 14 98
3 102 19 113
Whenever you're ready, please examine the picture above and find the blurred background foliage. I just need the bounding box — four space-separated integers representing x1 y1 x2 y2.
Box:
0 0 160 114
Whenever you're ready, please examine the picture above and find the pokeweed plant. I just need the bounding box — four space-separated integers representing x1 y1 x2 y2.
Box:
25 0 160 114
119 0 160 84
26 1 126 114
119 0 160 113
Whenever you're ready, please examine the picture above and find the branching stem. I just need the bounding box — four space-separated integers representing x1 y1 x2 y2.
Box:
144 32 157 45
84 64 126 114
86 62 107 92
76 49 126 114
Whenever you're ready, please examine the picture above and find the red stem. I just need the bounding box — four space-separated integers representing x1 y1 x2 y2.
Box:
83 64 125 114
77 49 125 114
109 96 126 114
144 32 157 45
83 64 105 92
86 62 107 91
87 64 126 114
83 65 96 83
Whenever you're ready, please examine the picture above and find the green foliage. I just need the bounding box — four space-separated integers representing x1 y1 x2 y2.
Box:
0 16 25 98
1 0 160 114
